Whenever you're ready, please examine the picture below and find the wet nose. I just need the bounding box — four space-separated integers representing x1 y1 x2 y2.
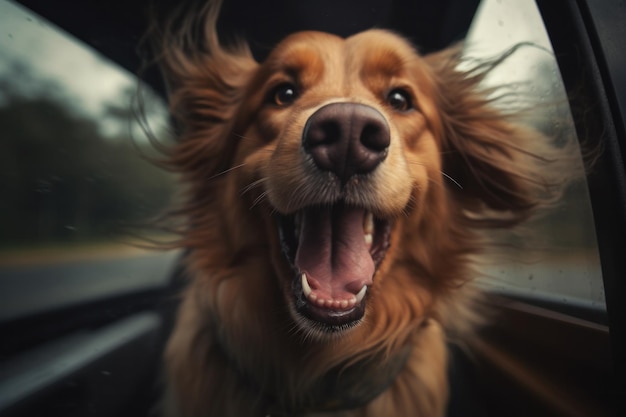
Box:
302 103 390 182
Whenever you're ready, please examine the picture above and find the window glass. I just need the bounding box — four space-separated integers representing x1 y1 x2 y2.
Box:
466 0 605 313
0 0 176 320
0 0 604 318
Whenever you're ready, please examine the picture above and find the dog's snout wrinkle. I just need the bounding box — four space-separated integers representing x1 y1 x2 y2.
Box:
303 103 390 182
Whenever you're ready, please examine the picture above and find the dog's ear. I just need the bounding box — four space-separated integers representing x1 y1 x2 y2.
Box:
153 0 258 174
423 47 575 226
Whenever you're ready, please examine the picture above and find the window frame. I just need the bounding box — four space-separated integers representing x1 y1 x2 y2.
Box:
536 0 626 403
450 1 624 415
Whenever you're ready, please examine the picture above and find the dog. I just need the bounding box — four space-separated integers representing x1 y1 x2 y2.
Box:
153 2 575 415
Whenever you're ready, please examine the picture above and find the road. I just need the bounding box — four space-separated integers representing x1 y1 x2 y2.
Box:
0 249 181 322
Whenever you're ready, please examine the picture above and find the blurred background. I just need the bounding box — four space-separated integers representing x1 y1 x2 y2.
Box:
0 0 604 313
0 0 175 257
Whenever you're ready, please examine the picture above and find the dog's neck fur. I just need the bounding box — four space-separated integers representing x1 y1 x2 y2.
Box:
200 263 413 414
230 341 414 416
166 275 448 416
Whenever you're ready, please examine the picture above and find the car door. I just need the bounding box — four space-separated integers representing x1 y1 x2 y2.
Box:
446 1 624 416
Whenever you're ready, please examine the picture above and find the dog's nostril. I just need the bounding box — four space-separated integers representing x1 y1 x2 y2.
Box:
303 103 390 182
306 120 342 147
361 122 389 152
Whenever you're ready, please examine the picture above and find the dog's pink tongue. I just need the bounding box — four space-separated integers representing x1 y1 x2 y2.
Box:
295 205 374 299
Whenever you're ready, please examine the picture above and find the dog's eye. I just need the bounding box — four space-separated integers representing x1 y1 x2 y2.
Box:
272 84 298 106
387 89 413 112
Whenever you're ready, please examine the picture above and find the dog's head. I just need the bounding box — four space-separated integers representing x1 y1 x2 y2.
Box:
158 9 569 341
246 30 444 333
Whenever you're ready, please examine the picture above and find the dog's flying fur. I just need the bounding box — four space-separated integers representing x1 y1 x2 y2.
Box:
153 1 577 415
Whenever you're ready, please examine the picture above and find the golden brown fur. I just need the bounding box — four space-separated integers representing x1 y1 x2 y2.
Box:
153 2 577 416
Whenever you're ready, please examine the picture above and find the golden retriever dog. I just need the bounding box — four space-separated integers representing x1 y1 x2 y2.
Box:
153 1 574 416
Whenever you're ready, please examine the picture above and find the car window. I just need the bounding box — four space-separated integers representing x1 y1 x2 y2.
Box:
0 0 177 322
465 0 605 316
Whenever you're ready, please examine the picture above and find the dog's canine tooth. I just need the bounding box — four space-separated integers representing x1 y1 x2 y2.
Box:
355 285 368 303
364 212 374 234
364 212 374 247
301 273 312 298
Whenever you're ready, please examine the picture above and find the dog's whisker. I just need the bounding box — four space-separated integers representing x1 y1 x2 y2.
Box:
402 194 417 217
250 191 269 210
207 163 247 181
406 161 463 189
283 180 312 213
285 321 300 337
441 171 463 189
231 133 274 152
242 177 268 196
231 132 257 142
269 206 280 216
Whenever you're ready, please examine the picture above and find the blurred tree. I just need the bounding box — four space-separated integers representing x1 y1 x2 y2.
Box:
0 77 174 247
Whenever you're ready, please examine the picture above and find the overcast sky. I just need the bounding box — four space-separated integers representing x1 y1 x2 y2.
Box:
0 1 136 116
0 0 174 140
465 0 555 87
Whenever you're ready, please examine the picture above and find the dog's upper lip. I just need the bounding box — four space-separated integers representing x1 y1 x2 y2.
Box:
295 204 374 300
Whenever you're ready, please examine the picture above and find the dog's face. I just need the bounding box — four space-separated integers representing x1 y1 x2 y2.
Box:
225 31 446 335
165 25 552 343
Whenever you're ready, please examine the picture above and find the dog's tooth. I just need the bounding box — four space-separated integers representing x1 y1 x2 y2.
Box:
302 274 362 309
364 212 374 235
364 212 374 248
355 285 368 303
301 273 312 298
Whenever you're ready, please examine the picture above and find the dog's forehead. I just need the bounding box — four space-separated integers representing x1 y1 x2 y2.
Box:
264 30 421 79
346 30 421 68
266 31 342 67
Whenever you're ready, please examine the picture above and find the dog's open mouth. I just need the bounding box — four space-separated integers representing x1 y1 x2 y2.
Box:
278 202 392 331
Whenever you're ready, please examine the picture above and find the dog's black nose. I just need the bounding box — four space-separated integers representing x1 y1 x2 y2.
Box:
303 103 390 182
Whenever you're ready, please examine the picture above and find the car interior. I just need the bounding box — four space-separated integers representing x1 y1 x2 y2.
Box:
0 0 624 416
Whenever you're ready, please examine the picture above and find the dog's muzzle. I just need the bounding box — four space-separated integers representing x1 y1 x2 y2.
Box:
277 103 393 332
